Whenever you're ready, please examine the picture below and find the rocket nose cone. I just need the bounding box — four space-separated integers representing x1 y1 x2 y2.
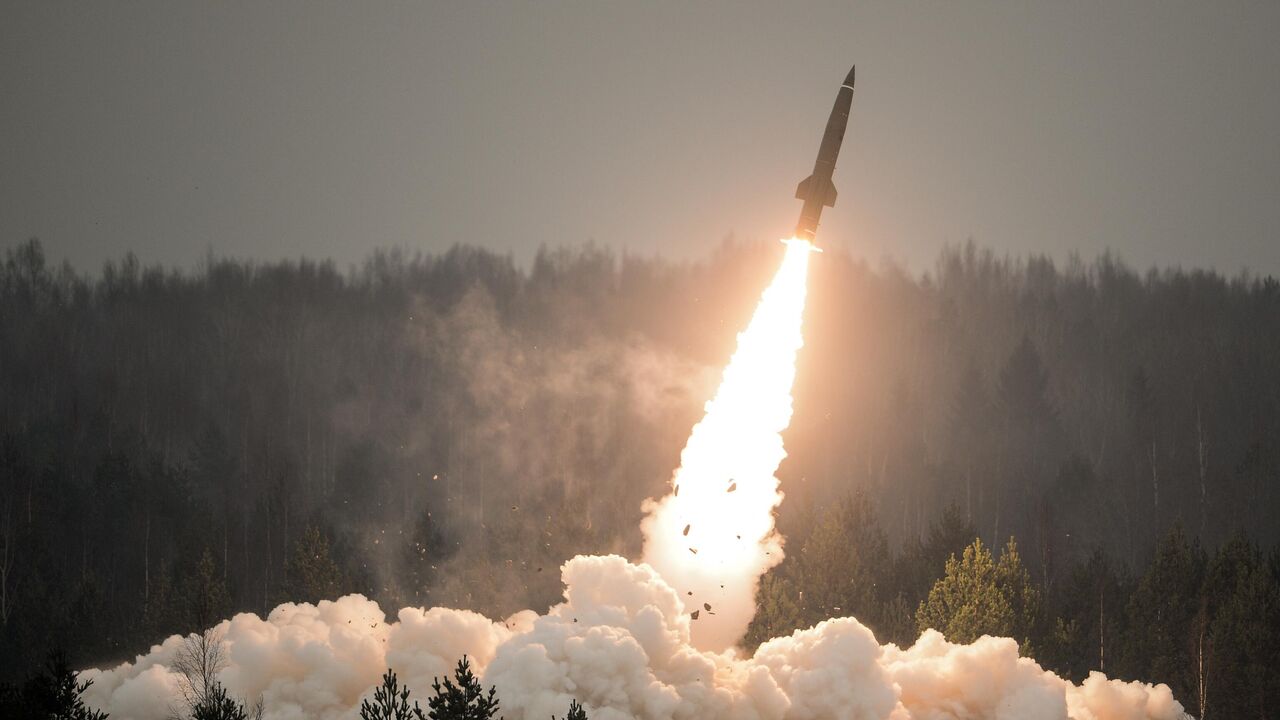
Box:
843 65 856 87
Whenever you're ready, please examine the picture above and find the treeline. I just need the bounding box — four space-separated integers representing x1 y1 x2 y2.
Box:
748 497 1280 718
0 236 1277 686
3 646 579 720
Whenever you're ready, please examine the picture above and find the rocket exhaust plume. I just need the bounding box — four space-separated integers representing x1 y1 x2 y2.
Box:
641 239 813 651
638 63 854 650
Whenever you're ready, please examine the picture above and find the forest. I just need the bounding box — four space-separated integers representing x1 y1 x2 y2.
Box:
1 236 1278 717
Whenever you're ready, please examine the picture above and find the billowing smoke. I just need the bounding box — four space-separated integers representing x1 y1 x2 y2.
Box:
81 242 1189 719
84 555 1186 720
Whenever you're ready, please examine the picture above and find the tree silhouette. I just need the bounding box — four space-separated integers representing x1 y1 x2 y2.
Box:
426 656 501 720
12 650 108 719
553 699 588 720
288 525 344 603
191 682 248 720
185 549 232 633
359 669 423 720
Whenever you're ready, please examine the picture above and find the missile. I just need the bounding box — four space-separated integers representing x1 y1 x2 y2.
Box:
792 65 855 244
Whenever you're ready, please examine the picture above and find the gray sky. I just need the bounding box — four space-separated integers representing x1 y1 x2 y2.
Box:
3 1 1279 275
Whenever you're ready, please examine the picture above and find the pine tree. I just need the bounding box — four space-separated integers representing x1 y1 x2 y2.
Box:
426 656 501 720
288 525 343 604
1120 523 1204 703
359 669 423 720
1200 532 1280 718
792 492 890 630
185 548 231 632
998 335 1054 425
916 538 1013 644
1041 549 1129 681
896 505 978 608
916 537 1040 652
994 336 1060 548
876 593 919 647
743 573 803 648
191 682 248 720
19 650 108 720
141 565 177 640
995 538 1042 654
553 699 588 720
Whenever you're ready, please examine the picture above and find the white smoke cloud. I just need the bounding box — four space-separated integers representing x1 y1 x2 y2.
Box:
82 555 1188 720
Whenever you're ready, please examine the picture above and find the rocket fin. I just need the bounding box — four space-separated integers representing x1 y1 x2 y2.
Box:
795 175 838 207
795 175 814 201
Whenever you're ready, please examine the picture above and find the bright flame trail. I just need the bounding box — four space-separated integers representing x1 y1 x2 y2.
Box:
641 239 813 651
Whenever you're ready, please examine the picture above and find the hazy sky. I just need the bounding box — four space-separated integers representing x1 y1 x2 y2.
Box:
4 1 1279 275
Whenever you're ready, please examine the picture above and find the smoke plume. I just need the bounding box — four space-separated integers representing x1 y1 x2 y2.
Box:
83 555 1186 719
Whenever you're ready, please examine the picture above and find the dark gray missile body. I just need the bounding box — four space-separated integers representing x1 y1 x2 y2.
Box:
793 65 855 243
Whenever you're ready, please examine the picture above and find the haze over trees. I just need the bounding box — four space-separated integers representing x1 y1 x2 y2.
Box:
1 236 1278 715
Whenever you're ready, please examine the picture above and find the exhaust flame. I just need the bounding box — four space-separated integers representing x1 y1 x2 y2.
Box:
641 238 813 651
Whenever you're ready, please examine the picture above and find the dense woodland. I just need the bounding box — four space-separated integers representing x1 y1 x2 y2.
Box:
2 237 1278 717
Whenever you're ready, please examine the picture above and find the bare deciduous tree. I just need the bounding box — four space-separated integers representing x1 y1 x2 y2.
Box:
170 628 228 718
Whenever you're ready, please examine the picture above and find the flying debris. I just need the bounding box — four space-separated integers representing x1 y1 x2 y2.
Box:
792 64 855 244
682 524 691 536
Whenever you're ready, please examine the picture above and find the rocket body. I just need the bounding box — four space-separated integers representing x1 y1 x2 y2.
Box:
793 65 855 242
